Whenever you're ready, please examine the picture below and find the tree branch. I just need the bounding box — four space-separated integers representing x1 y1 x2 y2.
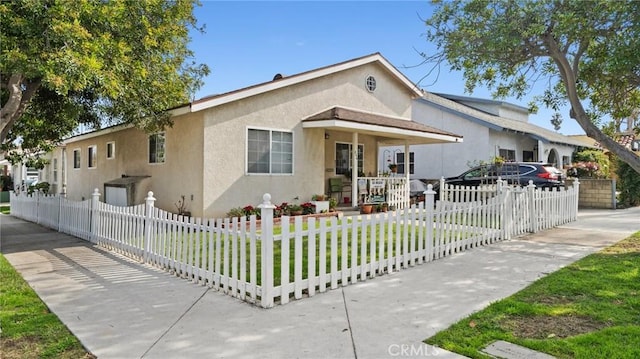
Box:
572 40 588 79
0 75 41 143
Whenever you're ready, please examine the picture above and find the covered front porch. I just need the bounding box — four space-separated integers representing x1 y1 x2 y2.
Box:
303 106 462 209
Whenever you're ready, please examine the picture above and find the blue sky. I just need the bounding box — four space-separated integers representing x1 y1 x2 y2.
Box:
189 1 583 135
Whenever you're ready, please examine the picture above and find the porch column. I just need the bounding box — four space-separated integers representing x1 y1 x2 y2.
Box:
404 141 410 182
351 132 358 208
404 141 410 207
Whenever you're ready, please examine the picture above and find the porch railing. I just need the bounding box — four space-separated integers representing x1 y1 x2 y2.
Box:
358 176 409 209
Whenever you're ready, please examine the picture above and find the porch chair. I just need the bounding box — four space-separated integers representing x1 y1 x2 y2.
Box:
328 177 344 203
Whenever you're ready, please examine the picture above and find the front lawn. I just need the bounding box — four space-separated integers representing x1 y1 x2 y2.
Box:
425 231 640 359
1 205 9 214
0 254 94 359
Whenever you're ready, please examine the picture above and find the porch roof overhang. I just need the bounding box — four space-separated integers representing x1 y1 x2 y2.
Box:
302 107 463 145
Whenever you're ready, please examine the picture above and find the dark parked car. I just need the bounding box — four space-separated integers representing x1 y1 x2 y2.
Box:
434 162 565 198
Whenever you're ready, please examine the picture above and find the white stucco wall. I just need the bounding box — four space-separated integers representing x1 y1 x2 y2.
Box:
394 99 490 179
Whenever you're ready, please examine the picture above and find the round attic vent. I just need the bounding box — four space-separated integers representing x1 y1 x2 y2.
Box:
365 75 376 92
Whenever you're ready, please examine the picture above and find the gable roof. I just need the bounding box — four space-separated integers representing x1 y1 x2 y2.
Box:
302 106 462 145
189 53 424 113
434 93 529 114
62 53 425 143
419 92 596 148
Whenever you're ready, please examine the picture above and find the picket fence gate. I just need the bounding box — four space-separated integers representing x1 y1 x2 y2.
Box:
9 180 579 308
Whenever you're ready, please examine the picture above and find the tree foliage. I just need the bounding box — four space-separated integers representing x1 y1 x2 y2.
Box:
0 0 209 162
425 0 640 174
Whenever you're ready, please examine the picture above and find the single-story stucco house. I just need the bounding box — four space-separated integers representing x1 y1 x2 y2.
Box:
45 53 462 217
379 92 596 180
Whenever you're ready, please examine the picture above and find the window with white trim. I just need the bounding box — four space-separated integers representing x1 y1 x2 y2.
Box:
149 133 165 164
396 152 415 175
106 141 115 159
365 75 377 92
247 128 293 174
499 149 516 161
53 158 58 183
335 143 363 175
73 149 81 169
88 145 97 168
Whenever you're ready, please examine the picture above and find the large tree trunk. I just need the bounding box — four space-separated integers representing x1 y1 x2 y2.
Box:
0 74 40 144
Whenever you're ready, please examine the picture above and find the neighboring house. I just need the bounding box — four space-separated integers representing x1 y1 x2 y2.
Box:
380 92 596 180
569 114 639 153
50 53 462 217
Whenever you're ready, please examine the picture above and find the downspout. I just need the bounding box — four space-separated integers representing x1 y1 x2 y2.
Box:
61 146 67 195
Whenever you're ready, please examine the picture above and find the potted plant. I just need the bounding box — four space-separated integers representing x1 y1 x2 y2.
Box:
311 194 326 201
301 202 315 215
388 163 398 173
311 194 330 213
227 207 245 219
243 205 261 219
288 204 303 216
360 203 374 214
329 197 338 211
174 195 191 217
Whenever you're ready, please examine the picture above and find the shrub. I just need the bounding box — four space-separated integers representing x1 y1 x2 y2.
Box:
616 157 640 207
27 182 50 195
0 175 13 191
571 149 610 178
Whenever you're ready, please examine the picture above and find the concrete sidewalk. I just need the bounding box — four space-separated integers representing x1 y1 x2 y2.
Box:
2 207 639 359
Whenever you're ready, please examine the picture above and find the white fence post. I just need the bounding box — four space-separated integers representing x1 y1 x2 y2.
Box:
497 179 510 240
90 188 100 243
572 178 580 220
424 184 436 262
57 193 63 231
527 181 537 233
439 177 446 201
144 191 156 263
259 193 276 308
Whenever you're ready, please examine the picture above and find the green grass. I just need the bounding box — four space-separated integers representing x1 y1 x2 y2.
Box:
425 231 640 359
0 254 94 358
1 205 9 214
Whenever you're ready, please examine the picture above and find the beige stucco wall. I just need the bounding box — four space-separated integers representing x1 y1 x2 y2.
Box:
201 63 415 217
63 113 205 215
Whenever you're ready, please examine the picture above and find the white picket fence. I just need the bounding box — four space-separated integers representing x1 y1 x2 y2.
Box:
9 180 579 308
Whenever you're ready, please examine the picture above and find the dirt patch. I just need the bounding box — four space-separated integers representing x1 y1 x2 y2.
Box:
502 314 609 339
602 237 640 254
527 295 575 305
0 337 96 359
